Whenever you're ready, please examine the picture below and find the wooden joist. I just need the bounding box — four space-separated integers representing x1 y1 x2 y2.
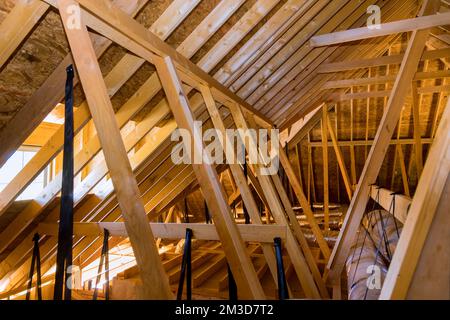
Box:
38 222 287 243
329 84 450 101
311 11 450 47
309 137 434 148
411 82 424 176
317 47 450 73
322 69 450 88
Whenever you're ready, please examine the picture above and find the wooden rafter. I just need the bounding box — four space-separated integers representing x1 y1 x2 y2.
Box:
266 0 413 125
0 0 49 70
0 0 257 253
326 0 440 285
42 0 272 128
411 82 424 176
0 0 150 169
380 94 450 299
58 0 173 299
0 0 291 289
326 113 353 201
228 105 324 299
276 1 422 128
323 70 450 89
199 85 281 288
321 106 330 231
155 56 265 299
278 146 331 259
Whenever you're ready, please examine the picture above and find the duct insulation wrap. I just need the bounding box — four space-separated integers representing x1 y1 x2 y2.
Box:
346 210 403 300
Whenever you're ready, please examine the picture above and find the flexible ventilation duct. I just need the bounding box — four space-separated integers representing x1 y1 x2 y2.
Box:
346 210 403 300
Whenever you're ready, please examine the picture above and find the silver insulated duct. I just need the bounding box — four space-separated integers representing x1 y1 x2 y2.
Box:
346 210 403 300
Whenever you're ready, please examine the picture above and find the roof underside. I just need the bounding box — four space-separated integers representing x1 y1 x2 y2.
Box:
0 0 448 299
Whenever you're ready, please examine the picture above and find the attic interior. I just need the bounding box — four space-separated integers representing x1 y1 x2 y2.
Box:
0 0 448 301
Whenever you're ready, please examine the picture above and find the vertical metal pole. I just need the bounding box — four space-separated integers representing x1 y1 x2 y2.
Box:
274 237 289 300
93 229 110 301
54 65 74 300
26 233 42 300
177 228 193 300
204 201 211 224
243 159 250 224
228 264 238 300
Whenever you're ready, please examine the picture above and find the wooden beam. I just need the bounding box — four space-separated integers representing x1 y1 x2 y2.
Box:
329 84 450 101
323 69 450 89
321 106 329 231
278 146 331 259
216 0 316 87
396 142 411 197
228 105 323 299
369 186 411 224
310 12 450 47
270 173 328 298
268 1 427 125
58 0 172 299
0 0 49 70
200 85 281 287
379 95 450 299
326 115 353 201
349 92 357 189
326 0 439 285
431 68 449 138
43 0 272 128
309 137 434 148
295 145 304 191
0 0 150 169
411 82 424 176
317 48 450 73
287 104 331 148
154 56 265 299
38 222 287 243
0 0 225 223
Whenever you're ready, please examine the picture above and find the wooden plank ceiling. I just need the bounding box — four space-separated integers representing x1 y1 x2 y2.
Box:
0 0 448 299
